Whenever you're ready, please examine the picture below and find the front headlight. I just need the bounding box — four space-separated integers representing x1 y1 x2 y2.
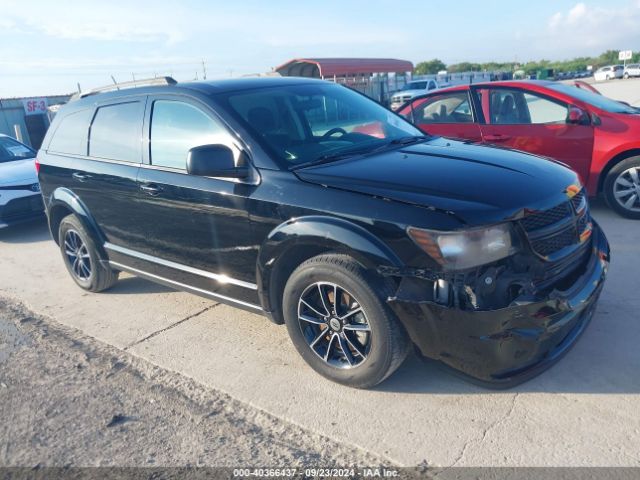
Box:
407 224 517 270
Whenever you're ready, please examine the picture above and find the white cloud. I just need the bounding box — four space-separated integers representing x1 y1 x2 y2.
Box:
567 3 588 24
0 18 16 29
546 1 640 51
0 0 188 44
548 12 563 29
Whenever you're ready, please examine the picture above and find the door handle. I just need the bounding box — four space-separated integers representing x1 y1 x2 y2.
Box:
140 183 162 196
72 172 91 182
484 134 511 142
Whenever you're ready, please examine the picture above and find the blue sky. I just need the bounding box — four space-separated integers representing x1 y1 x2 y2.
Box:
1 0 638 97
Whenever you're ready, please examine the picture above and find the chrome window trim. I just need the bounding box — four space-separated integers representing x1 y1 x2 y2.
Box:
137 162 259 185
104 242 258 290
43 152 141 167
109 261 263 311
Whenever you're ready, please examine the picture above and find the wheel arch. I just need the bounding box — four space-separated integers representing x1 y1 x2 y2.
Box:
257 216 403 324
47 187 106 256
597 149 640 194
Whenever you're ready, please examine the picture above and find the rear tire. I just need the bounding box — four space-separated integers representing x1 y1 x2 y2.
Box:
282 254 409 388
603 156 640 219
58 214 118 291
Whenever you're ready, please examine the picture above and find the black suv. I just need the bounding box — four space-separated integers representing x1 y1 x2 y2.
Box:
38 77 609 388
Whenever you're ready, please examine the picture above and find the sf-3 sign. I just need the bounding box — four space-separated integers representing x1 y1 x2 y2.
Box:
22 98 48 116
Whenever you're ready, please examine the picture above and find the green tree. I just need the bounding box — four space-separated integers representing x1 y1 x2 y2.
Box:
414 50 637 77
597 50 621 66
448 62 482 73
414 59 447 75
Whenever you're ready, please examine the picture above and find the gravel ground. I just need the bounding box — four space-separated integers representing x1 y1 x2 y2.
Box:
0 297 383 468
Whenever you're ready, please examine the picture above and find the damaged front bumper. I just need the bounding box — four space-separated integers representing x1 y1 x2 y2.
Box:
387 222 610 388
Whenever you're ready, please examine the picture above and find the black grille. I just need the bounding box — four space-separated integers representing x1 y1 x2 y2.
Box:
530 226 577 257
519 195 591 258
0 195 44 220
571 189 586 211
535 240 590 288
577 212 589 230
520 202 571 231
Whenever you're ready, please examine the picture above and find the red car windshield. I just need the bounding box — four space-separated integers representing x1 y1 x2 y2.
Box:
549 83 639 114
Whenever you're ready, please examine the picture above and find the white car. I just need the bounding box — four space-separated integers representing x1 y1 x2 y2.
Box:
0 134 44 228
594 65 624 81
623 63 640 78
390 79 446 110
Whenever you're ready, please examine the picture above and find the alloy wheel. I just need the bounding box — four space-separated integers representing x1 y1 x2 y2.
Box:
64 229 92 280
613 166 640 213
297 282 371 368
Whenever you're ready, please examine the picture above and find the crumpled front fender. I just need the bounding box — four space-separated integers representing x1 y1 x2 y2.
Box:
387 222 610 387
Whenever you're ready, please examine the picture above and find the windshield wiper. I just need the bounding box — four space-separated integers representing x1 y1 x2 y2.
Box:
388 135 430 146
364 135 430 156
291 135 430 170
291 147 375 170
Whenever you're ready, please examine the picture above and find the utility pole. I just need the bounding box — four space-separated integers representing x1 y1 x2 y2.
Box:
202 59 207 80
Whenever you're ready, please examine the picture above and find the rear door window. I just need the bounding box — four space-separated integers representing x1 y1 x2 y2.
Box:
479 89 568 125
89 102 144 162
48 109 93 156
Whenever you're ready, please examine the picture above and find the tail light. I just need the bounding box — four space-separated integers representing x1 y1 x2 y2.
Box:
35 156 40 174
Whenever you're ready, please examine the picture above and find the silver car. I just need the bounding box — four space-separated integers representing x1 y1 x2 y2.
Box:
624 63 640 78
0 134 43 228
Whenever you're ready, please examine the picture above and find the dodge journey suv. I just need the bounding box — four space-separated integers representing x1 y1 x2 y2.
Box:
37 77 609 388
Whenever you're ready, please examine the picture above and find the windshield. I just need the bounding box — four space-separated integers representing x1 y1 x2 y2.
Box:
402 81 427 91
222 82 424 168
549 83 639 114
0 136 36 164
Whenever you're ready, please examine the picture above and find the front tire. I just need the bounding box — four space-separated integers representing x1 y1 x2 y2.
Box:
282 254 409 388
58 214 119 291
603 156 640 219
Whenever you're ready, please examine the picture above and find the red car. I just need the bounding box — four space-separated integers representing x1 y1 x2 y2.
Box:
397 80 640 218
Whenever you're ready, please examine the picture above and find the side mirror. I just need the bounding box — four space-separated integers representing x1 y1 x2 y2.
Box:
186 144 248 178
567 106 590 125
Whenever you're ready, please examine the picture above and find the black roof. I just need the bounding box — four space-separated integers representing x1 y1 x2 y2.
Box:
68 76 325 110
181 76 325 93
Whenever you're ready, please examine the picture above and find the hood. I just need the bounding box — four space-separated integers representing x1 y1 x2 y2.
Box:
0 158 38 186
392 90 423 100
295 137 580 226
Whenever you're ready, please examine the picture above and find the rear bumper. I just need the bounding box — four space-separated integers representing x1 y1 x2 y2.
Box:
388 223 610 388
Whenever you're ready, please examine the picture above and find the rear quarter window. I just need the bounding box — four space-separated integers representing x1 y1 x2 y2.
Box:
89 101 144 162
48 109 93 156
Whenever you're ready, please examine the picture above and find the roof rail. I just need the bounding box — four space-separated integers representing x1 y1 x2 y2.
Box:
70 76 177 100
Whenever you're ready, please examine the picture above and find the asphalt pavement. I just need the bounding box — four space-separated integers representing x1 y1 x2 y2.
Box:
580 76 640 106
